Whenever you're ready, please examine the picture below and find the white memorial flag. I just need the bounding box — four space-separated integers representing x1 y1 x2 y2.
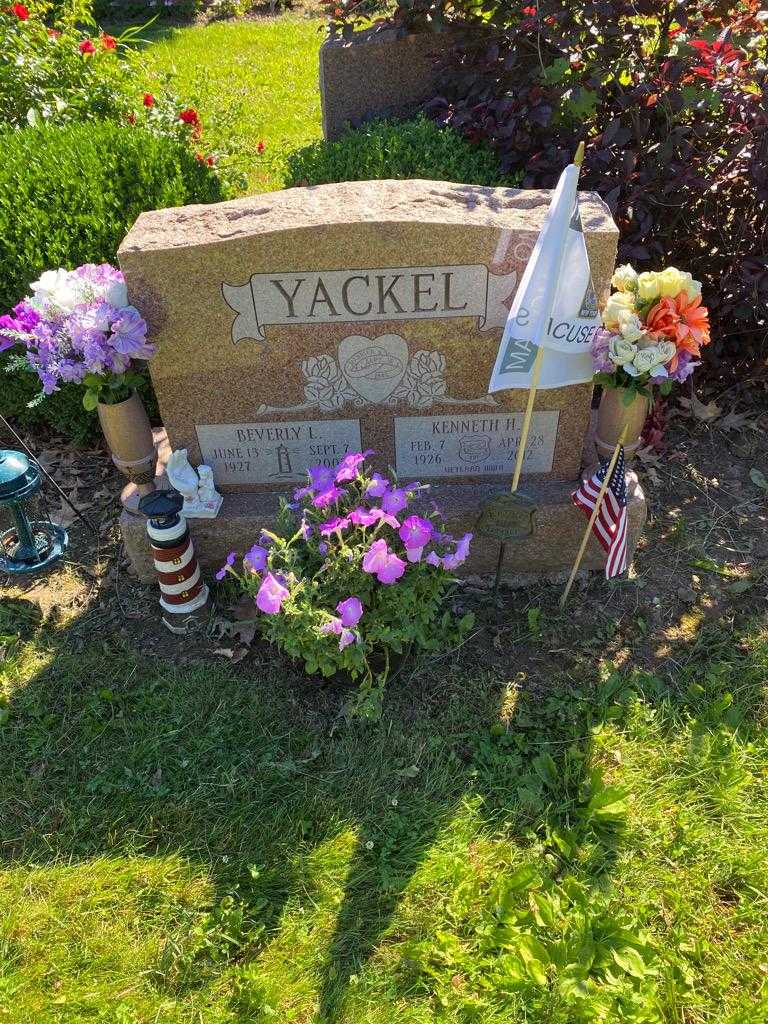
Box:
488 161 601 393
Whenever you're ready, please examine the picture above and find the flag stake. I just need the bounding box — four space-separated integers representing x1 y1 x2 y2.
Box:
510 343 544 493
559 425 627 609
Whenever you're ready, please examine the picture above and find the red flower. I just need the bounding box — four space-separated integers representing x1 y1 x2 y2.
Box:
257 140 265 154
79 38 96 54
179 108 200 126
47 27 61 38
100 32 116 50
521 5 536 14
195 151 204 161
143 92 154 107
206 155 215 166
10 3 29 19
127 112 137 125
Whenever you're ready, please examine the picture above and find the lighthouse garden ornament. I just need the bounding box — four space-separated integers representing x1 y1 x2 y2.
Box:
217 450 475 719
592 264 710 458
0 264 158 508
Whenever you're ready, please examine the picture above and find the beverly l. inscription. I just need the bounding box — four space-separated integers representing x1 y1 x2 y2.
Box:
394 411 559 479
196 418 362 486
222 264 516 343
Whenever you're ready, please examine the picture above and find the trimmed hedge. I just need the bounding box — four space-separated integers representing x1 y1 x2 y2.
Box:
0 121 225 442
284 115 520 189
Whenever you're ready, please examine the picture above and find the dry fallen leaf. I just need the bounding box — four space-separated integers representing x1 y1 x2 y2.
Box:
679 395 722 423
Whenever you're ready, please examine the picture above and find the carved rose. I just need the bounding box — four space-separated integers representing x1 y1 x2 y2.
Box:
393 350 448 409
302 355 355 411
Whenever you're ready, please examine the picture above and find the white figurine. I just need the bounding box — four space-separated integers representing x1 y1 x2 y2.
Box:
166 449 223 519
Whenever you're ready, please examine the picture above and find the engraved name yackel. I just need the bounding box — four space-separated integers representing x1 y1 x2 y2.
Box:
221 264 516 344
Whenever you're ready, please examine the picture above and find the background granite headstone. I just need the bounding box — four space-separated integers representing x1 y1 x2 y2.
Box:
118 178 618 493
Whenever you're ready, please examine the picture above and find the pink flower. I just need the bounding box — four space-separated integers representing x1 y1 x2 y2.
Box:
335 449 373 483
399 515 433 550
319 515 350 536
256 572 289 614
79 38 96 54
362 539 406 584
348 506 400 529
313 485 344 509
362 538 389 575
320 616 359 650
337 596 363 627
243 544 267 574
377 553 406 584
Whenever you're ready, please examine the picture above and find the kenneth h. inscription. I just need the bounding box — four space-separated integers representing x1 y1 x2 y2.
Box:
196 419 362 485
394 411 559 478
222 264 515 343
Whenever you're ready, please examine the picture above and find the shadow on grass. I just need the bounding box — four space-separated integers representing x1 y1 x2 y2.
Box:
0 575 637 1022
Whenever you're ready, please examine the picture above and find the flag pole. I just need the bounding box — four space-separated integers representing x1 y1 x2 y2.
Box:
508 141 585 497
558 424 627 609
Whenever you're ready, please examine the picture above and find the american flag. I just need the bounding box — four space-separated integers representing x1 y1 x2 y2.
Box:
571 448 628 579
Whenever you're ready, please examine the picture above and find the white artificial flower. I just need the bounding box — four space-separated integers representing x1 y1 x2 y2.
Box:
617 310 645 343
30 268 84 315
611 264 638 292
632 347 663 375
602 290 636 331
608 335 638 365
656 340 677 364
100 278 128 309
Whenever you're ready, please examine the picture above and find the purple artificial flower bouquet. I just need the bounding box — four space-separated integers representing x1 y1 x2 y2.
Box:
0 264 155 410
217 450 475 718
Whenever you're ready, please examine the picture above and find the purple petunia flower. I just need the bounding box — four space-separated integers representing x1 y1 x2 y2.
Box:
256 572 289 614
381 488 409 515
319 515 350 537
215 551 237 581
335 449 373 483
443 532 473 571
399 515 433 549
308 464 335 491
243 544 268 574
337 596 363 628
318 542 329 556
366 473 389 498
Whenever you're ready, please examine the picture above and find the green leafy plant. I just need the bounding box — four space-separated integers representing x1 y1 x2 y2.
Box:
284 115 520 189
219 451 475 718
0 120 224 440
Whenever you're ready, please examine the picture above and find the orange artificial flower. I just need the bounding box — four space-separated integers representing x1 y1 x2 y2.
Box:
674 292 710 353
647 293 710 357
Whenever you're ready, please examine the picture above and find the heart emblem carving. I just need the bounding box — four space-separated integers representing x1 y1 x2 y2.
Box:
338 334 409 405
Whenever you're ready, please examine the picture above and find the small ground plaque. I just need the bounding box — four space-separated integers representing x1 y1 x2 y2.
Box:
196 419 362 486
394 411 559 479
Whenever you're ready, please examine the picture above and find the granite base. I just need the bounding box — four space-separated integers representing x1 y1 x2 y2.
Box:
120 473 647 584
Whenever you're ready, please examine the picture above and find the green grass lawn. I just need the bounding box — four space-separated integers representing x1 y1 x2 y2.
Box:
2 594 768 1023
141 17 324 193
3 14 768 1023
